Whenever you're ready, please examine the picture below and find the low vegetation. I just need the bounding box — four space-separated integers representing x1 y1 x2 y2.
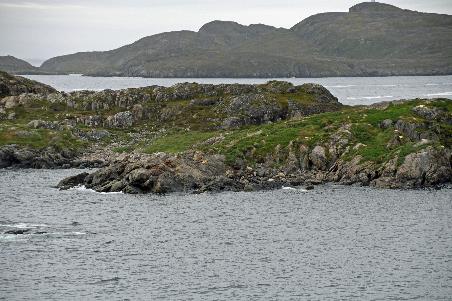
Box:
2 93 450 169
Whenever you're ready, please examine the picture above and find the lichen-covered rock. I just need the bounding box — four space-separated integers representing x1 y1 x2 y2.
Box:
27 120 61 130
298 83 338 103
327 156 377 186
309 145 328 170
225 94 286 126
395 146 451 187
0 71 56 98
105 111 133 128
394 119 425 141
57 172 89 190
0 145 78 168
412 105 444 121
380 119 393 129
0 94 39 109
60 152 232 194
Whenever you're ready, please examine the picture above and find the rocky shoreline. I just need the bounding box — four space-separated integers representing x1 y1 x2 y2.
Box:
0 71 450 193
58 144 451 193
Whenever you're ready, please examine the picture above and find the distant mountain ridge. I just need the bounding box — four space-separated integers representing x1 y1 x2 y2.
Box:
0 56 39 74
9 2 452 77
0 56 64 75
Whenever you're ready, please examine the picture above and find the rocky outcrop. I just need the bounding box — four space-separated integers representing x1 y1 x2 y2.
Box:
1 79 341 129
57 172 90 189
0 145 79 169
105 111 133 128
0 71 56 98
58 143 451 194
394 147 451 188
58 152 237 194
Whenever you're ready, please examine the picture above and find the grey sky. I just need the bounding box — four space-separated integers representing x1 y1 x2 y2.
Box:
1 0 452 65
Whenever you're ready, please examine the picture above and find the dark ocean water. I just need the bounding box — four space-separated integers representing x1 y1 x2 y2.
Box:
23 74 452 105
1 169 451 300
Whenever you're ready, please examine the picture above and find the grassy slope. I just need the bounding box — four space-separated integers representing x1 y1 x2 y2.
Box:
1 93 451 167
142 99 451 165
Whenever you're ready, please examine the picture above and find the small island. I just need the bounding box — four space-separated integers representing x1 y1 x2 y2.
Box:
0 71 450 193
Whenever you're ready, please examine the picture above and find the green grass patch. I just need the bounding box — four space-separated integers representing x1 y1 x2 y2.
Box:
143 131 216 154
112 146 134 153
0 126 87 150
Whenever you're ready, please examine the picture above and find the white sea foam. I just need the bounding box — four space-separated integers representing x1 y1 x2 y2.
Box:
282 186 297 190
281 186 308 192
70 232 87 235
0 234 27 241
69 185 123 194
0 223 48 229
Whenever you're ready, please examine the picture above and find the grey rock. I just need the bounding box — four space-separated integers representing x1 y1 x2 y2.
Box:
396 146 451 187
4 229 31 235
106 111 133 128
412 105 443 121
309 145 328 170
380 119 393 129
57 172 89 190
27 120 61 130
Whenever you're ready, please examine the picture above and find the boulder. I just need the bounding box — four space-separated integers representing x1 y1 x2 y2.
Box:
412 105 443 121
106 111 133 128
309 146 328 170
380 119 393 129
27 120 61 130
395 146 451 187
57 172 89 190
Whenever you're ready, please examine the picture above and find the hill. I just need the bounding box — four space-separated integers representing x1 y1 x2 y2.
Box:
39 2 452 78
0 56 67 75
0 56 40 74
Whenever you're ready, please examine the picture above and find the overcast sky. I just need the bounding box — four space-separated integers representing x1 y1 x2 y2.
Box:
1 0 451 65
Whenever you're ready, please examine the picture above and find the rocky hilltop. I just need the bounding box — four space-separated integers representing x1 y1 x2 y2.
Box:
0 71 450 192
38 2 452 77
0 71 56 98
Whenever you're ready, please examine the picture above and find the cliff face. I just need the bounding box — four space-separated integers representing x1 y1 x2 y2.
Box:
38 2 452 77
0 71 450 191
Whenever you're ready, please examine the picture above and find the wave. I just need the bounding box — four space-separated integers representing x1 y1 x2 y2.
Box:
347 95 393 100
0 223 48 229
325 85 356 88
0 231 87 241
90 277 121 285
